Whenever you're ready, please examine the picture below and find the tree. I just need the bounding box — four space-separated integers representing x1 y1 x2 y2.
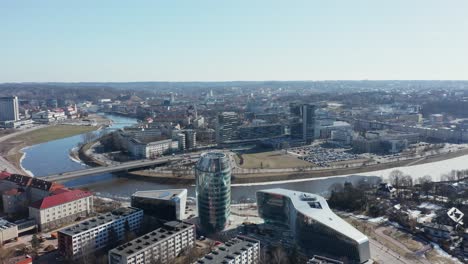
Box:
270 246 289 264
30 234 43 257
418 175 432 198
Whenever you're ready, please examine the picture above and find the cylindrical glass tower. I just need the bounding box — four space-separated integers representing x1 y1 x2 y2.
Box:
195 152 231 233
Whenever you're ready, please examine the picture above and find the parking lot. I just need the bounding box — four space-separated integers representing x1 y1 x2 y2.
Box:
288 146 364 167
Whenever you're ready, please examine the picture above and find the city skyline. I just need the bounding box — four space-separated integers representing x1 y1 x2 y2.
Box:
2 0 468 82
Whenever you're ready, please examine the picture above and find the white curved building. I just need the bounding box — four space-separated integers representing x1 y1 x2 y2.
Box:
257 188 370 263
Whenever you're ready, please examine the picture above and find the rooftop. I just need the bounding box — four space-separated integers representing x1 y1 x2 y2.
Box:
132 189 187 201
59 207 142 236
0 218 16 230
258 188 368 245
196 236 259 264
30 189 92 210
109 221 193 257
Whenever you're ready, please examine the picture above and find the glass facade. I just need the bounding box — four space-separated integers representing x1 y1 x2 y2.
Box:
195 152 231 233
256 190 370 263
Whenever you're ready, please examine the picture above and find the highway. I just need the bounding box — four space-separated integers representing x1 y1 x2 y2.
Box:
42 157 183 182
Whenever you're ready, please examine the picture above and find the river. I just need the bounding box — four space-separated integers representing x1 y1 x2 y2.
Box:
21 114 468 202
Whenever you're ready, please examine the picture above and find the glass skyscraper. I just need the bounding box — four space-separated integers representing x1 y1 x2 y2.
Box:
195 152 231 233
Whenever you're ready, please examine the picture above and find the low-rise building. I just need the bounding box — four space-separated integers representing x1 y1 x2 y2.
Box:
307 255 344 264
423 223 454 240
108 221 195 264
29 189 93 231
195 236 260 264
58 207 143 259
0 218 18 245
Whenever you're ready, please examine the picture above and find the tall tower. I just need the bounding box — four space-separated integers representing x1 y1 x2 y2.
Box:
0 96 19 122
289 103 315 144
195 152 231 233
216 112 239 144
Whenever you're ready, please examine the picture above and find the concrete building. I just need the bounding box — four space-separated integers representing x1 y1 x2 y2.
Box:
29 189 93 231
238 123 284 141
108 221 195 264
131 189 187 221
58 207 143 259
0 96 19 122
257 188 370 263
196 236 260 264
31 110 66 123
195 152 232 233
0 218 18 245
127 138 178 159
216 112 240 144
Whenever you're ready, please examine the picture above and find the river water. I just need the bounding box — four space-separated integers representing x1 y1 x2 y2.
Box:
21 114 468 202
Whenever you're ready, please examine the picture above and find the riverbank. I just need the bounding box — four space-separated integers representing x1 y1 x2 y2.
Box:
0 125 100 174
76 139 468 184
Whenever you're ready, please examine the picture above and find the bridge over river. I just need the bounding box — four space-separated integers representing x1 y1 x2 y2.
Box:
42 157 183 182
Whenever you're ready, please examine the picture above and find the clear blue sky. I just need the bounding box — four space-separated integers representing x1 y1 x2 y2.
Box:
1 0 467 82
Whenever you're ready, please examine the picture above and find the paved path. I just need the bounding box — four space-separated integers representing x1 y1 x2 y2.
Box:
0 156 24 174
374 227 431 264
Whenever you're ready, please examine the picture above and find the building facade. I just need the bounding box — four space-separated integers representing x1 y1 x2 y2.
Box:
195 152 232 233
58 207 143 259
196 236 260 264
0 96 19 122
29 190 93 231
216 112 240 144
131 189 187 221
108 221 195 264
0 218 18 245
257 189 370 263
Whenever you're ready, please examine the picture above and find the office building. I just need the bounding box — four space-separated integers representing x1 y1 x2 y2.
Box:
216 112 240 144
238 123 284 140
0 96 19 122
108 221 195 264
289 103 316 144
29 189 93 231
58 207 143 259
256 189 370 263
0 218 18 245
131 189 187 221
195 152 232 233
195 236 260 264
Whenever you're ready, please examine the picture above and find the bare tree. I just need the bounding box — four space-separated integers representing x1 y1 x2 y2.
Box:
270 246 289 264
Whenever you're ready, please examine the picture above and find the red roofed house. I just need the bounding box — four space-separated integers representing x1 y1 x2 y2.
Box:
29 189 93 231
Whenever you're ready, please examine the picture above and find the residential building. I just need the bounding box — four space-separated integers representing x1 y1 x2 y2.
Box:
195 236 260 264
58 207 143 259
257 188 370 263
195 152 231 233
0 96 19 122
422 223 454 240
108 221 195 264
0 218 18 244
131 189 187 221
29 189 93 231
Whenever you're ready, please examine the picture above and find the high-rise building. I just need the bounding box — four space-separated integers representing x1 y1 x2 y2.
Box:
289 103 315 144
216 112 240 144
257 188 370 263
195 152 231 233
0 96 20 122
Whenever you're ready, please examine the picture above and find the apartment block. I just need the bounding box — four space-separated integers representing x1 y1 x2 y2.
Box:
108 221 195 264
58 207 143 259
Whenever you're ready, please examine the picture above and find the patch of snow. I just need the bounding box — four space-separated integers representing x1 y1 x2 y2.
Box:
430 242 463 264
394 204 401 210
367 216 388 223
418 202 443 210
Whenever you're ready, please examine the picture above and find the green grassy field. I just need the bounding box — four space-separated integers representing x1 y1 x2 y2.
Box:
14 125 97 145
237 151 312 169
